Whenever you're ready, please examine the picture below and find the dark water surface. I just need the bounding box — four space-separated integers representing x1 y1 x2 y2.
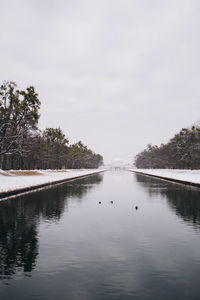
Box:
1 171 200 299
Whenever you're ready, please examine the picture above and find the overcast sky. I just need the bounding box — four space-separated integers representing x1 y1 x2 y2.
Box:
1 0 200 163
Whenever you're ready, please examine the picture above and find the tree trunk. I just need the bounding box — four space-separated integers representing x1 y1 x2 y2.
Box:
2 155 7 170
0 155 2 170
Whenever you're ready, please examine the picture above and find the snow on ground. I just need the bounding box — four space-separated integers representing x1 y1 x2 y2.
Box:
0 169 104 194
129 169 200 185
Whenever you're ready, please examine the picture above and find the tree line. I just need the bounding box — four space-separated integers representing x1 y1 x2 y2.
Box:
134 125 200 169
0 81 103 170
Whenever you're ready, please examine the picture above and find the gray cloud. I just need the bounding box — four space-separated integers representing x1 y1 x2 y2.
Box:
1 0 200 163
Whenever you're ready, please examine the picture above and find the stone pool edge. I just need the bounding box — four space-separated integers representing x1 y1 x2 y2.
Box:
129 169 200 189
0 170 106 200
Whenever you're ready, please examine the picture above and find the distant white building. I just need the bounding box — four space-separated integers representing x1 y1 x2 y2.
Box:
111 158 124 170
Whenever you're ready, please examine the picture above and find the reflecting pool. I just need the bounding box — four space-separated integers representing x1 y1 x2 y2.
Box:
0 171 200 299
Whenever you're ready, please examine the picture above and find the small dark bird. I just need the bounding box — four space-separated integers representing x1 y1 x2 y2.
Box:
110 201 113 204
135 206 138 210
99 201 101 204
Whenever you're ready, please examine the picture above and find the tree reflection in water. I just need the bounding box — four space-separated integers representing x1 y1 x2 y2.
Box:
135 173 200 229
0 174 103 279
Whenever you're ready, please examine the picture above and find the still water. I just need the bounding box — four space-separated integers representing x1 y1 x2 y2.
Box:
0 171 200 299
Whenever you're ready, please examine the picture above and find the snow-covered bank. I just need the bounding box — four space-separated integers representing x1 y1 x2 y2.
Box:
0 169 105 197
129 169 200 187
